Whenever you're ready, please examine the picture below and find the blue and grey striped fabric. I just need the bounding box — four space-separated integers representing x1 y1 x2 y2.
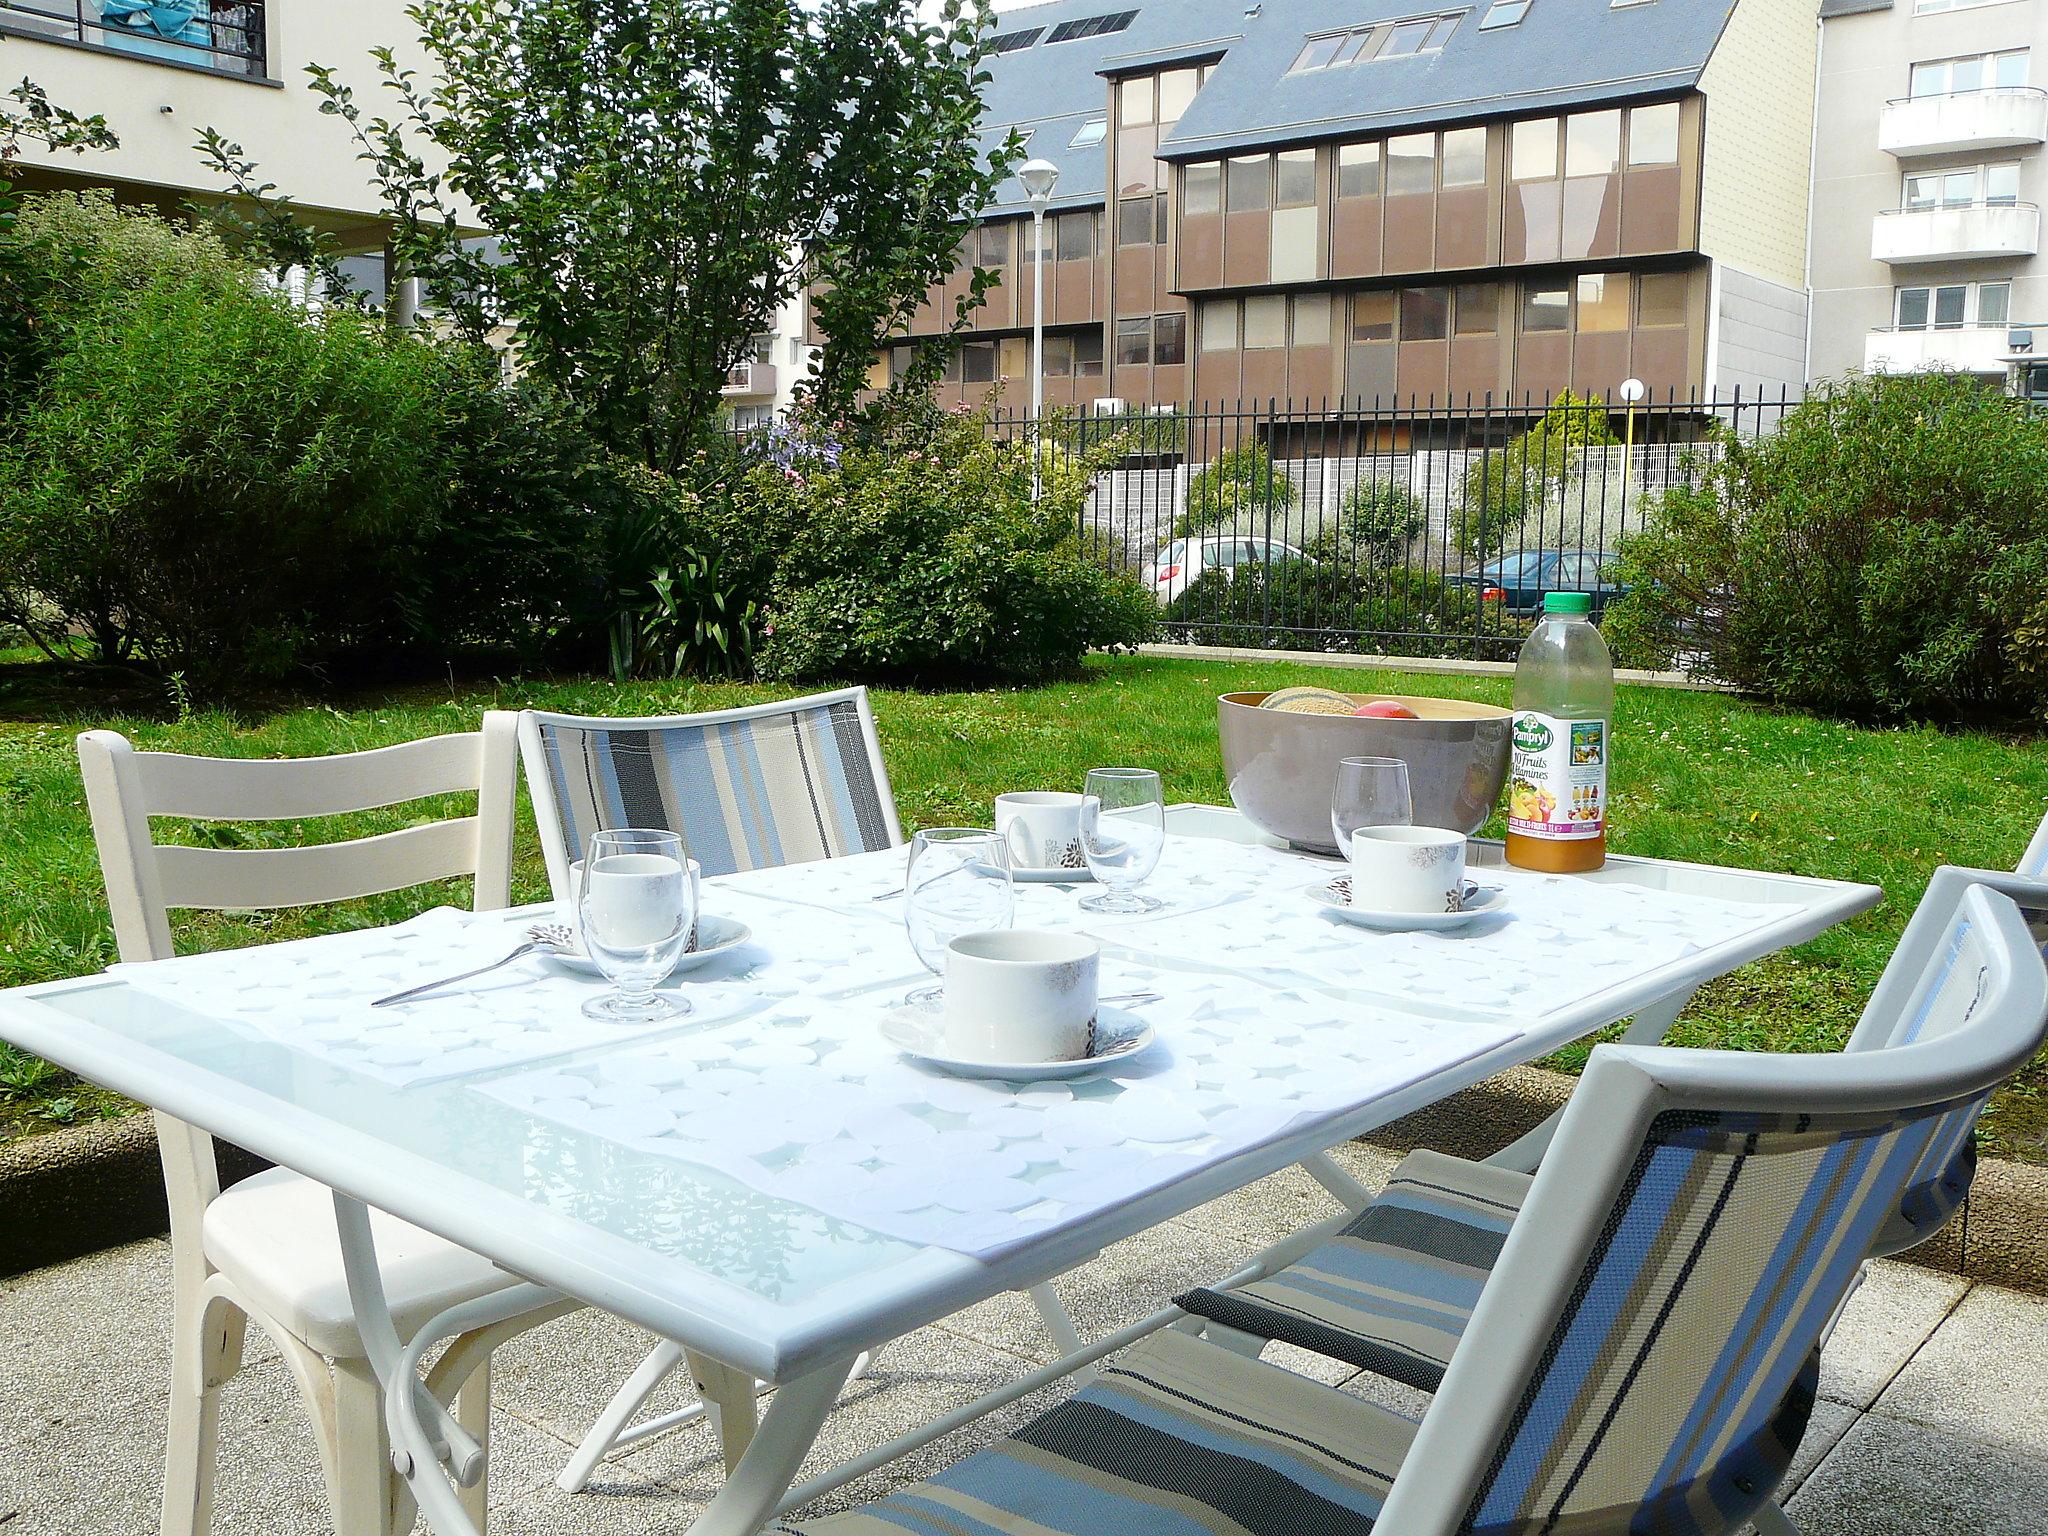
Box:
787 1327 1417 1535
1177 1150 1529 1391
1464 1102 1952 1535
533 697 896 877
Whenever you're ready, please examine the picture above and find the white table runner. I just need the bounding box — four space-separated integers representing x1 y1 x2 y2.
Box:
481 958 1513 1260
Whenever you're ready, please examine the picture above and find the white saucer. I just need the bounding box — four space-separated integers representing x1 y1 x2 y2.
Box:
1305 879 1509 932
541 913 754 977
1010 863 1094 884
880 1004 1154 1080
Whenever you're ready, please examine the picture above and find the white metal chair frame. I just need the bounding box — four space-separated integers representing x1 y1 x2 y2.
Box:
516 691 1094 1491
77 720 573 1536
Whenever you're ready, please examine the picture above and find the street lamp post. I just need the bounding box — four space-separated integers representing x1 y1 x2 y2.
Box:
1018 157 1060 501
1617 376 1645 522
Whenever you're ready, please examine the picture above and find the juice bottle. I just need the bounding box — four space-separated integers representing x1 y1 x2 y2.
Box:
1505 591 1614 873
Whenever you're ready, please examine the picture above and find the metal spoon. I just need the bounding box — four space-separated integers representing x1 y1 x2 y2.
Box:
371 923 576 1008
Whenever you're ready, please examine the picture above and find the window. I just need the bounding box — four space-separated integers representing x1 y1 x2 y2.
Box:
1352 291 1396 343
1046 11 1136 44
1912 49 2029 97
987 26 1043 51
1575 272 1629 331
979 224 1009 266
1916 0 2019 12
1386 133 1436 195
1276 149 1317 207
1988 162 2021 205
1511 117 1558 181
1119 76 1154 127
1070 119 1107 148
1226 155 1271 211
1185 162 1223 215
1244 294 1287 348
1116 317 1151 367
1627 101 1681 167
1201 298 1239 350
1075 331 1105 376
1119 194 1167 245
1903 162 2020 208
1981 281 2012 326
962 342 997 382
1154 312 1186 365
1056 211 1095 262
1453 282 1498 334
1042 335 1074 378
1337 141 1382 199
1441 127 1487 188
1522 285 1570 332
1896 282 2009 328
1400 286 1449 341
1637 271 1688 327
1480 0 1532 27
1565 110 1621 178
1286 12 1461 73
1158 70 1199 126
1290 293 1332 346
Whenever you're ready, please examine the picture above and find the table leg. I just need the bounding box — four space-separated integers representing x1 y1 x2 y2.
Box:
687 1349 762 1474
1485 983 1699 1175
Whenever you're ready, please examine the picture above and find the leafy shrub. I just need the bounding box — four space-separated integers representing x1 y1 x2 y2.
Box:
1174 442 1295 538
1312 480 1428 569
697 405 1157 683
1605 371 2048 720
1164 559 1487 658
1455 391 1617 558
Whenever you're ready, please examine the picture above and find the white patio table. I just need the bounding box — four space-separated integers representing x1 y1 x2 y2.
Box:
0 805 1880 1536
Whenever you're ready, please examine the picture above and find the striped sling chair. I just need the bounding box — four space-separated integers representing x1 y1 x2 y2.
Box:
784 882 2047 1536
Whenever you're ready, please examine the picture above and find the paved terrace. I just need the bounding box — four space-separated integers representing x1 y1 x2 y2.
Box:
5 1142 2045 1536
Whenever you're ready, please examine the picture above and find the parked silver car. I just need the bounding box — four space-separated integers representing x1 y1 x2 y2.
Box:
1139 535 1313 603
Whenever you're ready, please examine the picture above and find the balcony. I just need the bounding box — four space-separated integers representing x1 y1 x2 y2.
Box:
1881 88 2048 157
1864 323 2023 375
721 360 778 398
1872 201 2040 263
0 0 265 78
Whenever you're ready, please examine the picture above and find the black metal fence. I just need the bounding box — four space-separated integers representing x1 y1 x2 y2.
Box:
989 390 1798 661
0 0 265 78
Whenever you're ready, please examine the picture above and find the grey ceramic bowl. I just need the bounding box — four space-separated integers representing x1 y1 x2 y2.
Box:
1217 690 1512 851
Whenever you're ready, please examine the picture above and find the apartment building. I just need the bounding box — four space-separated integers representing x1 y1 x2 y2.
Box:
879 0 1818 420
1811 0 2048 385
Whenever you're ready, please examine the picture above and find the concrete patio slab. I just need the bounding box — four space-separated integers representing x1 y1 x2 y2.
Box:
1786 1407 2048 1536
1869 1282 2048 1445
1814 1261 1969 1411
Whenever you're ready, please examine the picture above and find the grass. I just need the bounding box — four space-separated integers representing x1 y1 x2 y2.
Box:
3 651 2047 1158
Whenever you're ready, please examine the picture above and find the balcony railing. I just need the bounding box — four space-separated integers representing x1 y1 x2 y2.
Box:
1881 87 2048 157
0 1 266 79
1872 200 2040 263
1864 323 2028 375
721 360 778 398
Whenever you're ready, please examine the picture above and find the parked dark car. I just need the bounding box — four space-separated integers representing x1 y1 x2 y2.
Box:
1452 549 1626 619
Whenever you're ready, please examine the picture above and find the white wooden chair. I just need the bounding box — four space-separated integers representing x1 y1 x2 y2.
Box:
77 719 571 1536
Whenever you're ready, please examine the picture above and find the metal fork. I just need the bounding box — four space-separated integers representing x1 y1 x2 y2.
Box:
371 923 576 1008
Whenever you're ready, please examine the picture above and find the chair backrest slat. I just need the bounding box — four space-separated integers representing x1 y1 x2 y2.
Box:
152 818 486 911
520 687 902 893
1376 883 2048 1536
132 731 487 821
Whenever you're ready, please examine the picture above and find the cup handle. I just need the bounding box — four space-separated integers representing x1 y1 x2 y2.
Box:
1001 819 1035 868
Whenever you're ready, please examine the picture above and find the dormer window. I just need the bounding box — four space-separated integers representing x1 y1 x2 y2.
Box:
1480 0 1531 27
1046 11 1138 44
1070 118 1108 148
1288 12 1462 74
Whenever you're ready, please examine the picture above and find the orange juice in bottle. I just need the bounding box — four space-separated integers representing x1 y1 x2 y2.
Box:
1505 591 1614 873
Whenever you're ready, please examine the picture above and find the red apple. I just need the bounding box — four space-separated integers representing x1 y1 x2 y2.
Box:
1353 700 1420 719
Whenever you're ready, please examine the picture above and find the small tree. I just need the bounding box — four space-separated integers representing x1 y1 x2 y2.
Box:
1455 391 1618 558
1175 442 1296 538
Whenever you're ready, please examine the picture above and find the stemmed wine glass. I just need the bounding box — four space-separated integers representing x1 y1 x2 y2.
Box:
578 829 697 1022
1331 756 1413 864
903 828 1015 1008
1079 767 1165 914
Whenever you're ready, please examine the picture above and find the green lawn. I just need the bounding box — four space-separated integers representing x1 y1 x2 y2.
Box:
4 652 2047 1157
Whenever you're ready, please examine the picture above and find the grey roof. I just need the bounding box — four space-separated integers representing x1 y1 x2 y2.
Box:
1161 0 1738 159
1818 0 1890 16
978 0 1254 213
975 0 1741 208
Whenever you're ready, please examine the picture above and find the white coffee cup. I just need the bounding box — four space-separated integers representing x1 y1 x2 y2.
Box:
993 791 1088 873
1345 826 1467 914
565 856 703 950
943 930 1101 1062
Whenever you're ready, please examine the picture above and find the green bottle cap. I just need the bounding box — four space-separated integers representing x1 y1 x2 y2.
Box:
1544 591 1593 615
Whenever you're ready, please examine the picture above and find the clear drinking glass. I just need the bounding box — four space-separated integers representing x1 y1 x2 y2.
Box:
1079 767 1166 914
1331 756 1413 860
904 828 1014 1008
578 829 696 1023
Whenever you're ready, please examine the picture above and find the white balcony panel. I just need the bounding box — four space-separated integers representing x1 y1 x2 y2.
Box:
720 361 778 398
1863 325 2016 375
1881 89 2048 157
1872 203 2039 263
